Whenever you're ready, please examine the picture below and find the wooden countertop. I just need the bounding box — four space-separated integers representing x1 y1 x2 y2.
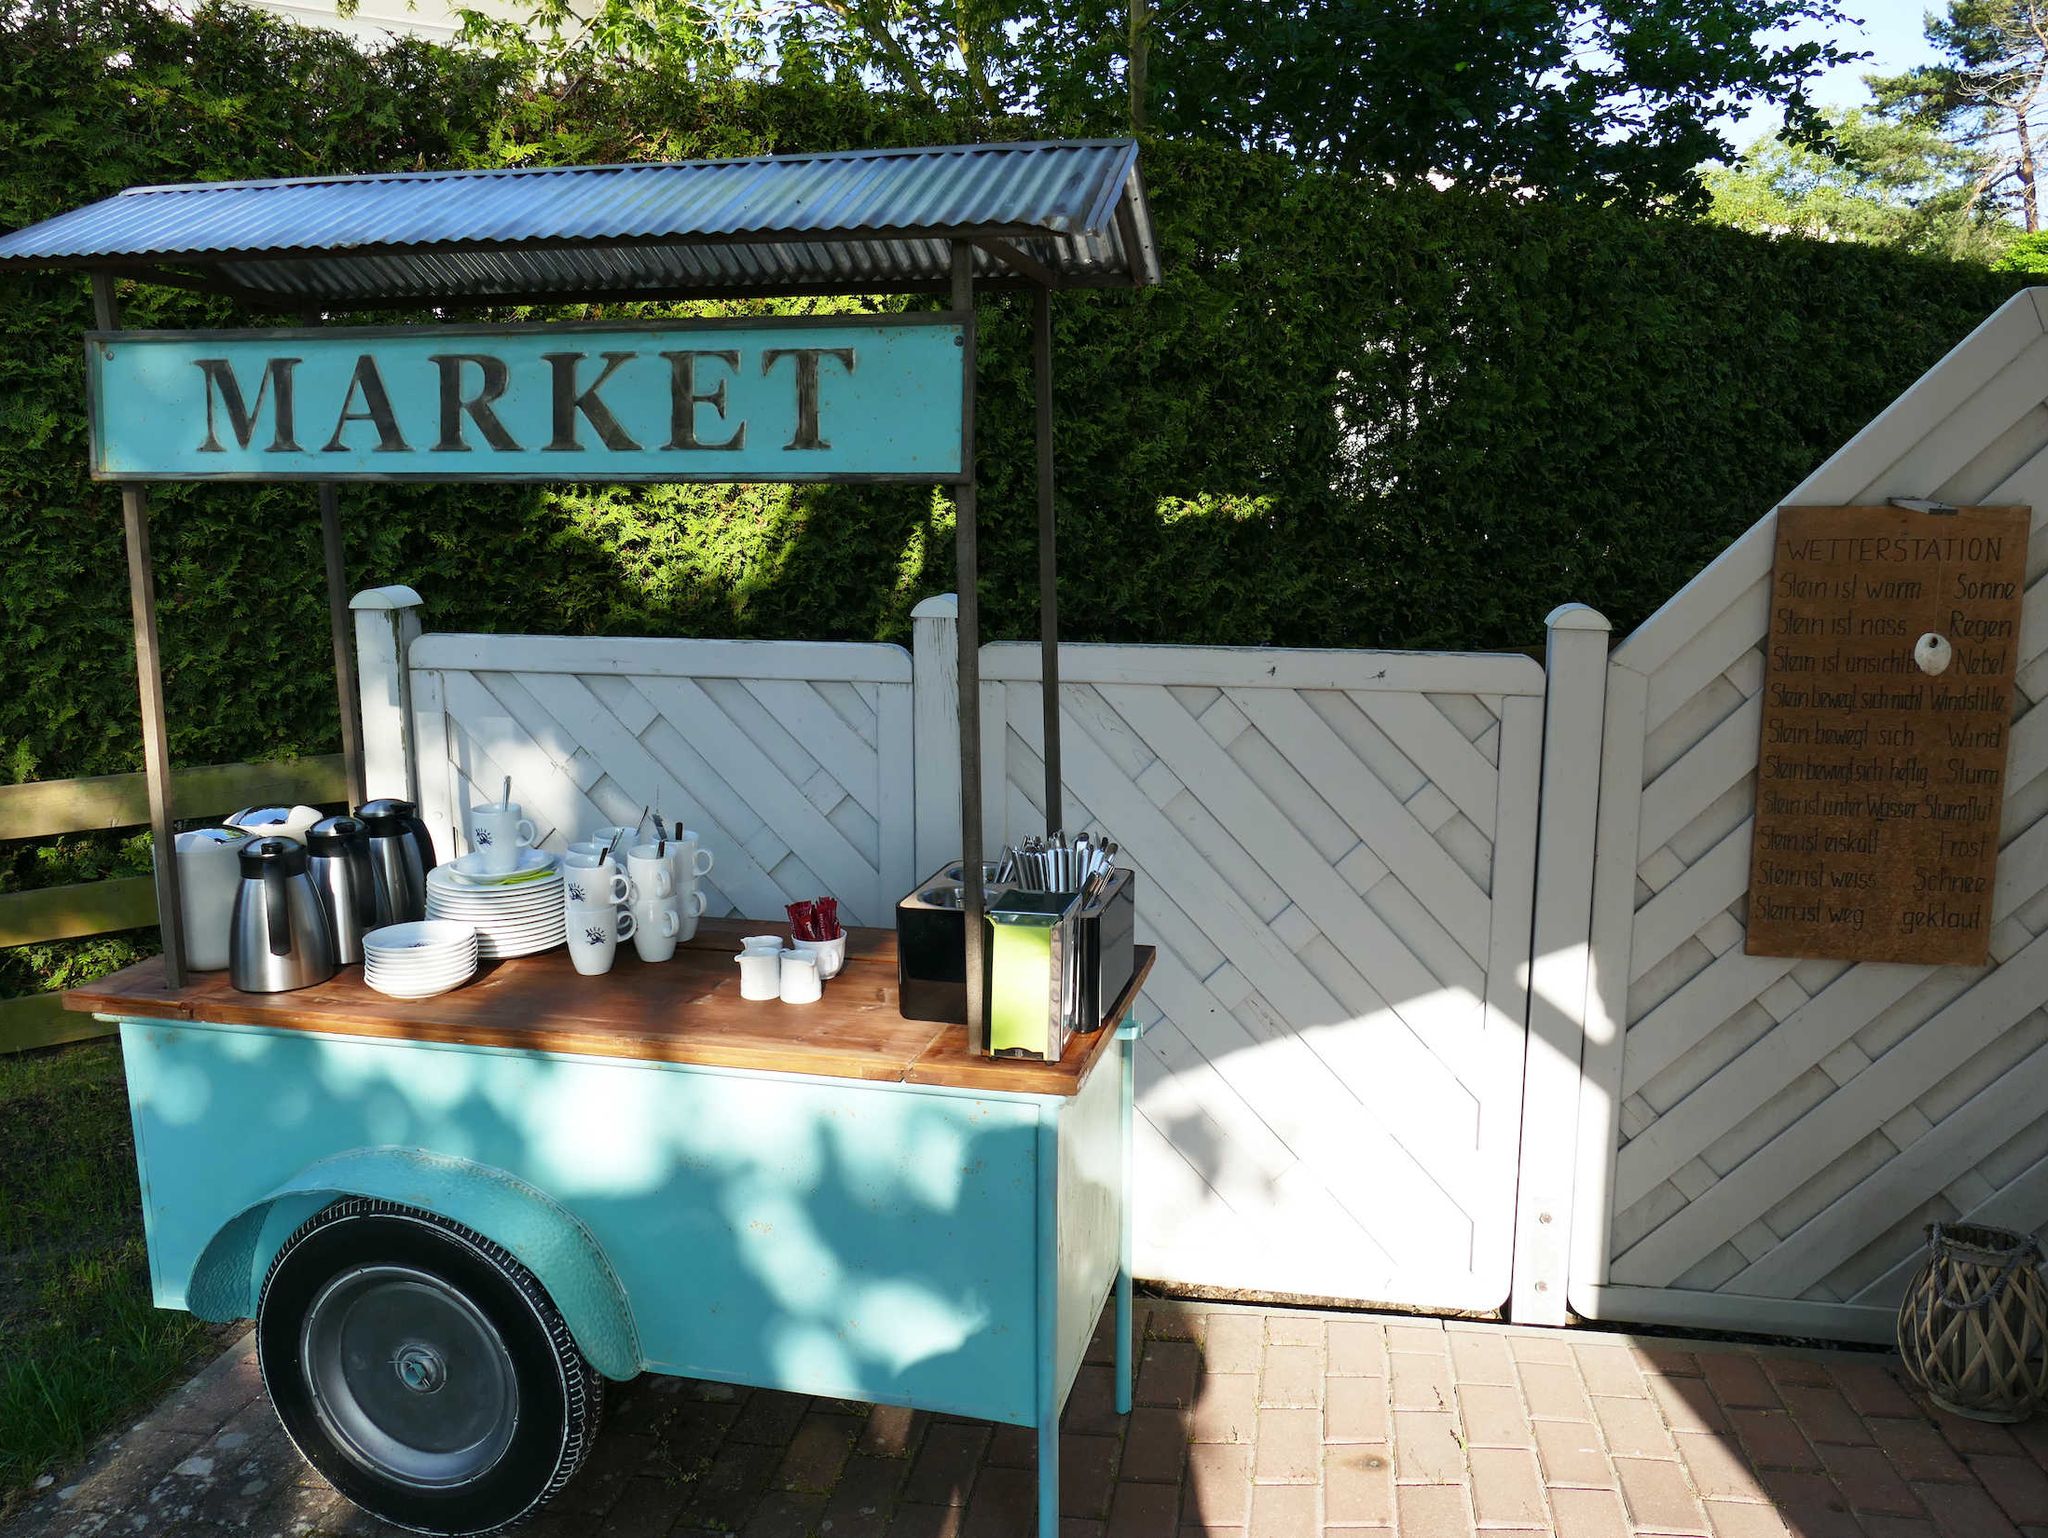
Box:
63 917 1154 1097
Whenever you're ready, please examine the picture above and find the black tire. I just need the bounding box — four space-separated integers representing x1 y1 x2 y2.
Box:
257 1197 604 1536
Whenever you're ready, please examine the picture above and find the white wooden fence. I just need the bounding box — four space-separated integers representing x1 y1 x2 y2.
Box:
1569 289 2048 1342
349 290 2048 1338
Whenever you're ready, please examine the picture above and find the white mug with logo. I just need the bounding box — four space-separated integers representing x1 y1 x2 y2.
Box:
563 843 634 906
567 901 636 976
466 801 536 874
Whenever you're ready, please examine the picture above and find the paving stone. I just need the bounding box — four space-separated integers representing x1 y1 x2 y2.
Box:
1518 1361 1594 1422
1183 1442 1253 1526
1614 1454 1709 1532
1675 1429 1769 1502
1549 1484 1630 1538
1247 1481 1317 1538
1653 1374 1734 1435
1389 1411 1464 1484
1388 1351 1451 1413
1818 1441 1923 1516
1446 1328 1515 1387
1831 1360 1921 1420
823 1454 909 1538
1120 1407 1189 1485
902 1423 991 1508
1322 1378 1387 1445
988 1422 1036 1468
1857 1518 1940 1538
1086 1303 1140 1368
1105 1478 1181 1537
1061 1521 1108 1538
1701 1497 1791 1536
1320 1446 1391 1526
1726 1407 1820 1472
1914 1479 2023 1538
1258 1346 1324 1409
1325 1321 1388 1378
730 1391 811 1446
1777 1383 1873 1446
1263 1312 1324 1349
1574 1344 1647 1399
1758 1469 1861 1538
1703 1352 1781 1410
889 1501 964 1538
1064 1365 1128 1438
1870 1416 1972 1483
1637 1343 1704 1379
1188 1375 1258 1445
1593 1393 1673 1459
1507 1331 1574 1365
1382 1322 1444 1356
960 1464 1034 1538
1203 1314 1266 1376
1534 1417 1614 1488
1758 1354 1835 1390
1468 1445 1547 1527
683 1440 783 1532
859 1404 929 1458
1973 1453 2048 1526
775 1409 858 1493
1138 1341 1204 1410
740 1488 828 1538
1392 1484 1470 1538
1455 1382 1532 1447
1252 1409 1320 1485
1935 1412 2021 1458
1148 1304 1202 1343
1060 1434 1121 1520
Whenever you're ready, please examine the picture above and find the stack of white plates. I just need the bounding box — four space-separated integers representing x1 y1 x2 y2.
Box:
425 860 566 958
362 920 479 999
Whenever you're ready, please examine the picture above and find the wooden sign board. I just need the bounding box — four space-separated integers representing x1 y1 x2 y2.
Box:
1746 504 2029 966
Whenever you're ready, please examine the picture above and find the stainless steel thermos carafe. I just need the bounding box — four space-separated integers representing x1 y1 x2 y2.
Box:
305 815 380 964
356 797 437 924
229 837 337 993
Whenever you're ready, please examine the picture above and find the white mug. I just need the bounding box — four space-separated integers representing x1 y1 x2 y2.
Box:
673 883 708 943
588 824 638 860
630 898 682 964
466 801 536 874
563 844 634 906
566 902 636 976
628 844 676 900
794 933 847 981
669 831 715 881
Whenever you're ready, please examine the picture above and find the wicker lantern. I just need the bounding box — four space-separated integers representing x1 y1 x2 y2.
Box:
1896 1223 2048 1423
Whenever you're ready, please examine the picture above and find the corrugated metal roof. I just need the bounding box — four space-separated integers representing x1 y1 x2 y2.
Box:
0 139 1159 306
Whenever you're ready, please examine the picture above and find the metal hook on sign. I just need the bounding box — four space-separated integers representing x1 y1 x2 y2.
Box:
1889 497 1961 516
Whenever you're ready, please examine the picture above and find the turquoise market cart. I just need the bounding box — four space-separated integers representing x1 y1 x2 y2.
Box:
0 140 1163 1536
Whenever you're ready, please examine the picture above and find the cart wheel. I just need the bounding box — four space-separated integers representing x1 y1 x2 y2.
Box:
257 1197 604 1536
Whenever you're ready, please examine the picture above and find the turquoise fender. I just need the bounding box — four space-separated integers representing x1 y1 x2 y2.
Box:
184 1146 643 1380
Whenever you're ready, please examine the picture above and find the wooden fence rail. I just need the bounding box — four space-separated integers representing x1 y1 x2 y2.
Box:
0 753 348 1053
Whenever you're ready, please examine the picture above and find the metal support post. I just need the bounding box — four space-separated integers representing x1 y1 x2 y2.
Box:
952 244 987 1050
1034 287 1062 833
91 273 187 985
319 483 366 808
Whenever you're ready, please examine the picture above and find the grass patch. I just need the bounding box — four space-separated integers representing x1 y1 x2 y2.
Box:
0 1041 213 1515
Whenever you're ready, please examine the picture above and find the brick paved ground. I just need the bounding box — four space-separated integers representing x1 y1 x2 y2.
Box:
11 1296 2048 1538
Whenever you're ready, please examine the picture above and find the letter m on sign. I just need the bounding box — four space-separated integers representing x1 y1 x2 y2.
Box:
195 357 302 453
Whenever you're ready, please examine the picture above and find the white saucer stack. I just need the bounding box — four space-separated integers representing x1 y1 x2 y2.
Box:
362 920 480 999
426 858 567 958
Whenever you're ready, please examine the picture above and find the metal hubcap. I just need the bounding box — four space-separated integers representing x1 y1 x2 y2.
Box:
300 1265 518 1489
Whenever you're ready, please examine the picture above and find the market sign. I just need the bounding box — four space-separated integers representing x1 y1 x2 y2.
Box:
84 316 966 482
1745 503 2029 967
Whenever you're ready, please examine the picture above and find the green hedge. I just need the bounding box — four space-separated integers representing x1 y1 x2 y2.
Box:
0 0 2027 795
